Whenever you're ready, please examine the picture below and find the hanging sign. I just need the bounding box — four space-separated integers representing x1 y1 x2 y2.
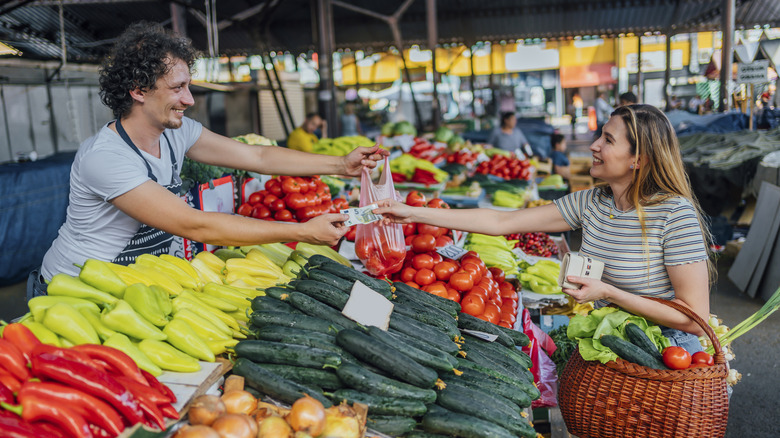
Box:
737 60 769 84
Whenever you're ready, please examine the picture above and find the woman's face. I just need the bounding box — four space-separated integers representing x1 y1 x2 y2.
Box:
589 115 636 184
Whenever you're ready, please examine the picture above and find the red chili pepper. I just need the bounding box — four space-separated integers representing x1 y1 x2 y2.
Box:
136 395 166 430
1 398 93 438
114 376 170 405
140 369 176 403
0 411 40 438
0 368 21 393
0 339 30 382
30 352 144 425
0 381 14 404
30 344 104 371
158 403 180 420
89 424 112 438
1 323 40 362
18 382 125 437
33 421 70 438
72 344 148 387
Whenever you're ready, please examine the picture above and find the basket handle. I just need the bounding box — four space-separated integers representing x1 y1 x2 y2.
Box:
644 296 725 365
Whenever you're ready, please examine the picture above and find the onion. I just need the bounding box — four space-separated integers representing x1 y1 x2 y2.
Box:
189 395 227 426
173 425 221 438
318 406 360 438
211 413 256 438
221 390 258 415
286 396 326 436
257 416 293 438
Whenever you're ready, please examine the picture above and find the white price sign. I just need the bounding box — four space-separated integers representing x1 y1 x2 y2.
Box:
436 244 469 260
737 60 769 84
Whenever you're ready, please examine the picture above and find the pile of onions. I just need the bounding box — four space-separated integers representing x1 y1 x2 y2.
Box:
286 396 326 436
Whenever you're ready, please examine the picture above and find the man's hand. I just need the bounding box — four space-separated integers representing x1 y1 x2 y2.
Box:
300 213 349 247
341 146 390 177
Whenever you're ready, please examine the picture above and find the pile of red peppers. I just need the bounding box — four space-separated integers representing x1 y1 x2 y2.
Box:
0 322 179 437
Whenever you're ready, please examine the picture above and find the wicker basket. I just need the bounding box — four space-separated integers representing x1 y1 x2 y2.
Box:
558 297 729 438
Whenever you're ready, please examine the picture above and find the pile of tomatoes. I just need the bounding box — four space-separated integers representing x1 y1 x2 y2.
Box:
662 346 714 370
236 176 349 223
475 155 532 180
445 150 480 166
506 232 559 258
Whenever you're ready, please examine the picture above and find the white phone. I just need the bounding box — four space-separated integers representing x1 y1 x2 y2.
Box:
558 252 605 290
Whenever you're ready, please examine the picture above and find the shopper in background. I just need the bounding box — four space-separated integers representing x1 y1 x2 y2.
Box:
340 102 362 137
487 111 533 158
549 133 571 180
619 91 638 107
688 95 704 114
375 104 714 349
31 22 387 298
287 113 328 153
594 92 613 139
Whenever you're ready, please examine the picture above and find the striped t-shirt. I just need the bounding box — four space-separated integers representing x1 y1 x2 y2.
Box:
553 188 708 307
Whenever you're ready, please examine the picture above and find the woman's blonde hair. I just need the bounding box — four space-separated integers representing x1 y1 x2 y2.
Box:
609 104 716 284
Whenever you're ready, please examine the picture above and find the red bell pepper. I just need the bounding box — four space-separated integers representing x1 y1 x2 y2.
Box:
1 398 93 438
30 352 144 425
72 344 148 387
31 344 104 371
0 381 14 404
0 411 41 438
0 368 21 393
1 323 40 361
114 376 170 405
140 369 177 404
18 382 125 437
158 403 180 420
0 339 30 382
136 395 166 430
89 424 112 438
34 421 69 438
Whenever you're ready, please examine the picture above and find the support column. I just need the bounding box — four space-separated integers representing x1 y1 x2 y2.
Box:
316 0 337 137
426 0 439 129
170 3 187 37
664 33 672 110
720 0 735 112
637 36 643 103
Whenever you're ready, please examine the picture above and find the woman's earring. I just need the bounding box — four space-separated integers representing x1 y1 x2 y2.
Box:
629 164 634 169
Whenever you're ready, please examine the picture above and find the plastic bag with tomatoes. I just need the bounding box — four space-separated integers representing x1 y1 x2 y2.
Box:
355 157 407 277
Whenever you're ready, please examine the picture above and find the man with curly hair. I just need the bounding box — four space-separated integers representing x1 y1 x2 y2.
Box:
31 22 386 296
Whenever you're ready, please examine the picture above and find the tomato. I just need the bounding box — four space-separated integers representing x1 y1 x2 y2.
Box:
468 285 489 302
433 261 458 282
402 223 417 237
262 194 280 207
406 190 426 207
424 282 449 299
461 293 486 316
662 346 692 370
411 234 436 253
404 281 420 289
428 251 443 264
449 271 474 292
356 240 374 260
488 267 505 283
411 254 435 270
364 255 386 275
303 192 317 207
500 310 517 325
418 224 445 238
498 281 515 296
499 284 518 301
345 225 357 241
251 205 271 219
332 197 349 211
426 198 450 209
237 203 254 216
266 179 283 197
400 267 417 283
295 206 317 222
285 192 306 210
248 192 263 206
294 177 309 193
269 198 286 212
435 235 454 247
281 177 301 194
404 235 415 246
501 299 518 313
461 262 483 284
414 268 436 286
446 288 461 303
691 351 714 367
498 321 513 329
274 209 294 221
482 302 501 324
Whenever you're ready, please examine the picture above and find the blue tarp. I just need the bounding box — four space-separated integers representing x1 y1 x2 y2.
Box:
0 152 74 286
666 110 750 137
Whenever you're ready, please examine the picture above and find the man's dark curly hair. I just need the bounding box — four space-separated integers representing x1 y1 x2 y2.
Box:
99 21 198 119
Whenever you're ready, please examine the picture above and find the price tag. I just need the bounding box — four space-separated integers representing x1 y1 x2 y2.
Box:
461 329 499 342
342 281 394 330
437 244 469 260
512 247 537 265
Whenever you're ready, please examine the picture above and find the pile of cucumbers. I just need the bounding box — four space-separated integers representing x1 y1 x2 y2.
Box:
232 255 539 438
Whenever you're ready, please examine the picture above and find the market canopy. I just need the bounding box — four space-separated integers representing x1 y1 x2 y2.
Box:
1 0 779 63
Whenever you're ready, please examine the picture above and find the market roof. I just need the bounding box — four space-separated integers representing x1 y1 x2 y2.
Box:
1 0 780 63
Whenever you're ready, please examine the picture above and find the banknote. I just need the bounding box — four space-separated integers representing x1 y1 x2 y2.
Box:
341 203 383 227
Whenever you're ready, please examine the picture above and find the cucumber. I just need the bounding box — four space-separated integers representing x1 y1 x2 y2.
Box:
330 389 427 416
389 313 461 355
263 286 292 300
436 382 536 437
446 368 533 407
234 340 342 369
250 295 302 314
456 312 515 348
249 311 341 335
233 357 332 407
254 364 342 391
290 279 350 310
364 326 454 373
456 358 540 401
389 331 458 368
366 416 417 436
335 363 437 403
406 432 450 438
336 329 440 389
282 292 356 330
392 281 460 317
461 343 534 384
309 256 393 298
494 323 531 347
253 325 339 351
625 322 664 362
421 405 516 438
462 333 533 369
462 336 534 380
305 268 355 293
601 335 668 370
392 299 460 340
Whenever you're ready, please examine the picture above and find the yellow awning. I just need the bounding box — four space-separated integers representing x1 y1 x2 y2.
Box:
0 41 21 56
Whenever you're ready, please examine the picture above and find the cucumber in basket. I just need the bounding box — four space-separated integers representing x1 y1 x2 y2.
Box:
600 334 668 370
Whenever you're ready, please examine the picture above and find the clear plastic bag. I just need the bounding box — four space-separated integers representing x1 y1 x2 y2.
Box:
355 158 407 277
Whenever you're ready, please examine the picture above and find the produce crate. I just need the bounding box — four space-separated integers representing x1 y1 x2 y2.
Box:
439 188 485 207
568 174 594 192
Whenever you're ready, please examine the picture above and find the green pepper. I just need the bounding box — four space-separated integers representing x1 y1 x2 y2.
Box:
138 339 201 373
123 284 169 327
529 279 563 295
103 333 162 376
149 285 173 316
163 319 215 362
526 265 559 285
100 300 167 341
28 296 100 322
47 273 118 306
77 259 127 298
78 307 117 342
41 302 100 345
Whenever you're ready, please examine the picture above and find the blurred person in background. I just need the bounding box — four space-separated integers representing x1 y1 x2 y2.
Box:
487 111 532 158
619 91 638 107
287 113 327 153
340 102 362 137
550 133 571 180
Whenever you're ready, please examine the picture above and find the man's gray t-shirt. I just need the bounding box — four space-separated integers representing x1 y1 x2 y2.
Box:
487 128 529 153
41 117 203 279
